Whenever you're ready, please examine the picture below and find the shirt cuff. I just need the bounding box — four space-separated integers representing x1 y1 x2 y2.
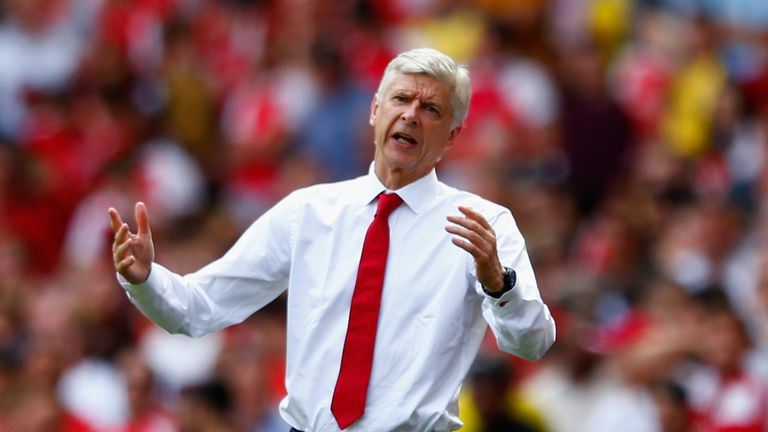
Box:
116 264 158 301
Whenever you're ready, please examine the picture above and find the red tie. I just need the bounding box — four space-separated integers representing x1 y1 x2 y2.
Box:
331 193 403 429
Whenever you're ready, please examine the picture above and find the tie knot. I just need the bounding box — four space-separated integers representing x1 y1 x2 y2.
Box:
375 193 403 217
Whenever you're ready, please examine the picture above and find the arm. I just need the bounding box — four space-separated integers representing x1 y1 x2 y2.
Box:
445 206 555 360
109 197 295 337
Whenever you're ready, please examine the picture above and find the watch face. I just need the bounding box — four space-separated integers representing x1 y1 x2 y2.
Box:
504 267 516 290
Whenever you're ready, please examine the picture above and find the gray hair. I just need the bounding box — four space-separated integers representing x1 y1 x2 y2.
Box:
376 48 471 130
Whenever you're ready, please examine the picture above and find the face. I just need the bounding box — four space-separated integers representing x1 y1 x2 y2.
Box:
370 72 462 187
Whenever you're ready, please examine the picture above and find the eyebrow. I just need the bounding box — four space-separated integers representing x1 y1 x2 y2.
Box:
391 89 445 109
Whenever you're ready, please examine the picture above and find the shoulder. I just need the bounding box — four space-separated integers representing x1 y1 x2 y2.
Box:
436 181 510 221
253 177 364 230
277 176 366 213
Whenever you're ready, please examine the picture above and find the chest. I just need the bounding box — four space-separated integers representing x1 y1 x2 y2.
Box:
289 202 477 316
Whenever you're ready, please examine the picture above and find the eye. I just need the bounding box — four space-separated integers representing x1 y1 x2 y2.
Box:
425 104 440 115
392 95 406 102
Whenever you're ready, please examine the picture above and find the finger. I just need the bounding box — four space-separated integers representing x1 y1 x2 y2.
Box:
446 215 495 243
135 202 152 237
114 223 131 246
448 230 499 265
115 256 136 273
450 237 481 258
458 206 494 231
114 237 133 261
445 225 489 248
109 207 125 233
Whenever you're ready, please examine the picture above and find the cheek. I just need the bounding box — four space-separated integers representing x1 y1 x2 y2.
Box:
427 133 453 156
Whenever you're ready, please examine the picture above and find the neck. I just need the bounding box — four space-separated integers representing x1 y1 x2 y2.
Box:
374 164 430 190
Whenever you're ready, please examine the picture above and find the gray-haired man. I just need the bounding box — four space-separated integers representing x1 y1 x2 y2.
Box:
110 47 555 431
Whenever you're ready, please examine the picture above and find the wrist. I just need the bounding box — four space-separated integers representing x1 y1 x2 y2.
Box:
485 268 505 293
482 267 516 298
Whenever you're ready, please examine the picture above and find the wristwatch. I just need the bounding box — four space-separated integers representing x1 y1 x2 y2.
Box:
482 266 516 298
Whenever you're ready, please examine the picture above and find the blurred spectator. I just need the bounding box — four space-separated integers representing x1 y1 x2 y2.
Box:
178 379 235 432
649 380 693 432
655 201 740 293
57 357 129 430
441 15 563 194
683 289 768 432
556 40 633 216
611 8 679 139
0 387 64 432
216 311 289 431
459 355 544 432
660 16 726 159
518 294 605 432
0 0 98 138
294 40 372 181
161 17 218 176
117 348 176 432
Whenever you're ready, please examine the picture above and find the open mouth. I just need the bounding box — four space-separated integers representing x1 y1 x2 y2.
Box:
392 132 418 145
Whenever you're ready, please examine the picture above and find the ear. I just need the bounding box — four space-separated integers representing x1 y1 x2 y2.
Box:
436 125 463 163
446 125 463 147
369 95 379 126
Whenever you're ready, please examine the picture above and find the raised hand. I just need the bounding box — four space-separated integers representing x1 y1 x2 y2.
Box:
109 202 155 284
445 206 505 293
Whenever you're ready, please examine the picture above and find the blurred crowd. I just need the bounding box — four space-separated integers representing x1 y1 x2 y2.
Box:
1 0 768 431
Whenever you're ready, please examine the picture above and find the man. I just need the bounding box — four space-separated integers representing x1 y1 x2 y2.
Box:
110 48 555 431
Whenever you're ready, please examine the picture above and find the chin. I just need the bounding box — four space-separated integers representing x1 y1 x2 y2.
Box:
382 152 418 171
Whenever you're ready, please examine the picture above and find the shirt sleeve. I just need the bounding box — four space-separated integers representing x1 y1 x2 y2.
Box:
118 193 298 337
477 208 556 360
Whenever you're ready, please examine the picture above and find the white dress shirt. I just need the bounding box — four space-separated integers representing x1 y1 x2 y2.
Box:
119 165 556 431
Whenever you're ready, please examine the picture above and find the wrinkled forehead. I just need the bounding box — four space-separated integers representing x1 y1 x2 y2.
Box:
381 72 454 102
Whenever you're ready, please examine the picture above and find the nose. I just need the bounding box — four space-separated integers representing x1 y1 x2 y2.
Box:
400 101 420 126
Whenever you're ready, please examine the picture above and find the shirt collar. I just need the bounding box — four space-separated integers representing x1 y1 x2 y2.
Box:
355 162 439 214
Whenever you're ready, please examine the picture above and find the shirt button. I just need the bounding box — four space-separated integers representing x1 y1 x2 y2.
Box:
499 301 508 307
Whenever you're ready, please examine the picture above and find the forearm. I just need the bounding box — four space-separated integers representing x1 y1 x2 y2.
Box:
480 210 556 360
119 261 287 337
118 192 296 336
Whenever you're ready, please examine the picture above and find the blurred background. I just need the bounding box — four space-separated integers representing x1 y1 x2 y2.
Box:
0 0 767 431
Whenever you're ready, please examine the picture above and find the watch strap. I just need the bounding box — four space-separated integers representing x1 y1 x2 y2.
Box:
482 267 516 298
